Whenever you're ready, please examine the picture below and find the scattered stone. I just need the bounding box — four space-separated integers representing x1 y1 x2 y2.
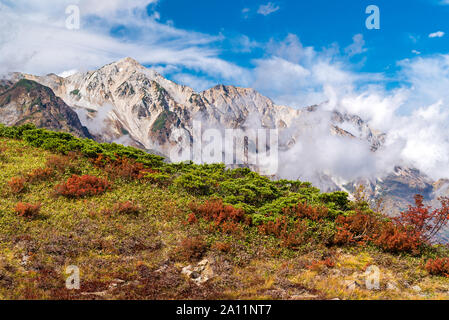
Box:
181 258 215 285
344 280 362 290
108 278 126 290
81 291 108 297
20 254 30 266
411 285 422 293
386 282 399 291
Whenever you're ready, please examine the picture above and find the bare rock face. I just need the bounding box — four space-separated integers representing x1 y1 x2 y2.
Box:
0 79 91 138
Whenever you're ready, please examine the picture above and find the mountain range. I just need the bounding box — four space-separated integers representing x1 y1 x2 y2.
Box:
1 57 445 215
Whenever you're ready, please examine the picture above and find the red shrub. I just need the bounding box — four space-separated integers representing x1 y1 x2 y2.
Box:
14 202 41 219
54 175 110 198
212 241 231 253
284 201 330 221
334 212 381 245
46 154 78 173
307 257 335 271
425 258 449 277
258 217 288 238
395 194 449 243
189 199 250 234
373 221 421 254
259 217 309 249
177 236 207 261
8 177 26 194
26 167 54 183
113 201 141 216
93 156 152 181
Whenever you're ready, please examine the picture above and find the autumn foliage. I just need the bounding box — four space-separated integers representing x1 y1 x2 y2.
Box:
108 201 142 216
8 177 26 194
14 202 41 219
395 194 449 243
26 167 54 183
189 199 250 234
425 258 449 277
92 155 156 181
283 201 330 221
176 236 207 261
54 175 110 198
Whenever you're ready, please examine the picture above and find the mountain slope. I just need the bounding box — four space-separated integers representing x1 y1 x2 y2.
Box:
13 58 440 214
0 79 91 138
1 126 449 300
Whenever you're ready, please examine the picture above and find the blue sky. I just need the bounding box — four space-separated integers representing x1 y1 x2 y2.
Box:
154 0 449 79
2 0 449 108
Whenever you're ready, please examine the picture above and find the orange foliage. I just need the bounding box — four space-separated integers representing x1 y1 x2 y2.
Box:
283 201 330 222
189 199 250 234
54 175 110 198
373 221 421 254
93 155 156 181
177 236 207 261
14 202 41 219
8 177 26 194
334 212 381 245
212 241 231 253
425 258 449 277
258 216 309 249
307 257 335 271
26 167 54 183
395 194 449 243
112 201 141 216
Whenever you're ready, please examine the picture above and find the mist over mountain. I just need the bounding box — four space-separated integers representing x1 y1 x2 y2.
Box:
0 57 444 215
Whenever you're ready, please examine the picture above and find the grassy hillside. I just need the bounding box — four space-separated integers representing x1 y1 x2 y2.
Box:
1 124 449 300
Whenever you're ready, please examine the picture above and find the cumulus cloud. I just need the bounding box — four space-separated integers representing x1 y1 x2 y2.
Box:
257 2 280 16
429 31 445 38
344 34 367 57
243 33 449 183
0 0 246 83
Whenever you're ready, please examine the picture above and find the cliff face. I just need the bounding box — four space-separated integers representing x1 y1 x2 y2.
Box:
0 79 91 138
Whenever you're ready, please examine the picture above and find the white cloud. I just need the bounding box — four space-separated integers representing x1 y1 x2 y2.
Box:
344 34 367 57
412 49 421 55
257 2 280 16
0 1 246 83
429 31 445 38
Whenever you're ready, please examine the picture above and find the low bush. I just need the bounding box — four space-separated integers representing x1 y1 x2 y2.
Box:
189 199 250 234
307 257 335 272
425 258 449 277
8 177 26 194
26 167 54 183
54 175 110 198
212 241 232 253
395 194 449 243
112 201 142 216
176 236 207 261
45 154 80 174
333 211 381 245
373 222 421 254
14 202 41 219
